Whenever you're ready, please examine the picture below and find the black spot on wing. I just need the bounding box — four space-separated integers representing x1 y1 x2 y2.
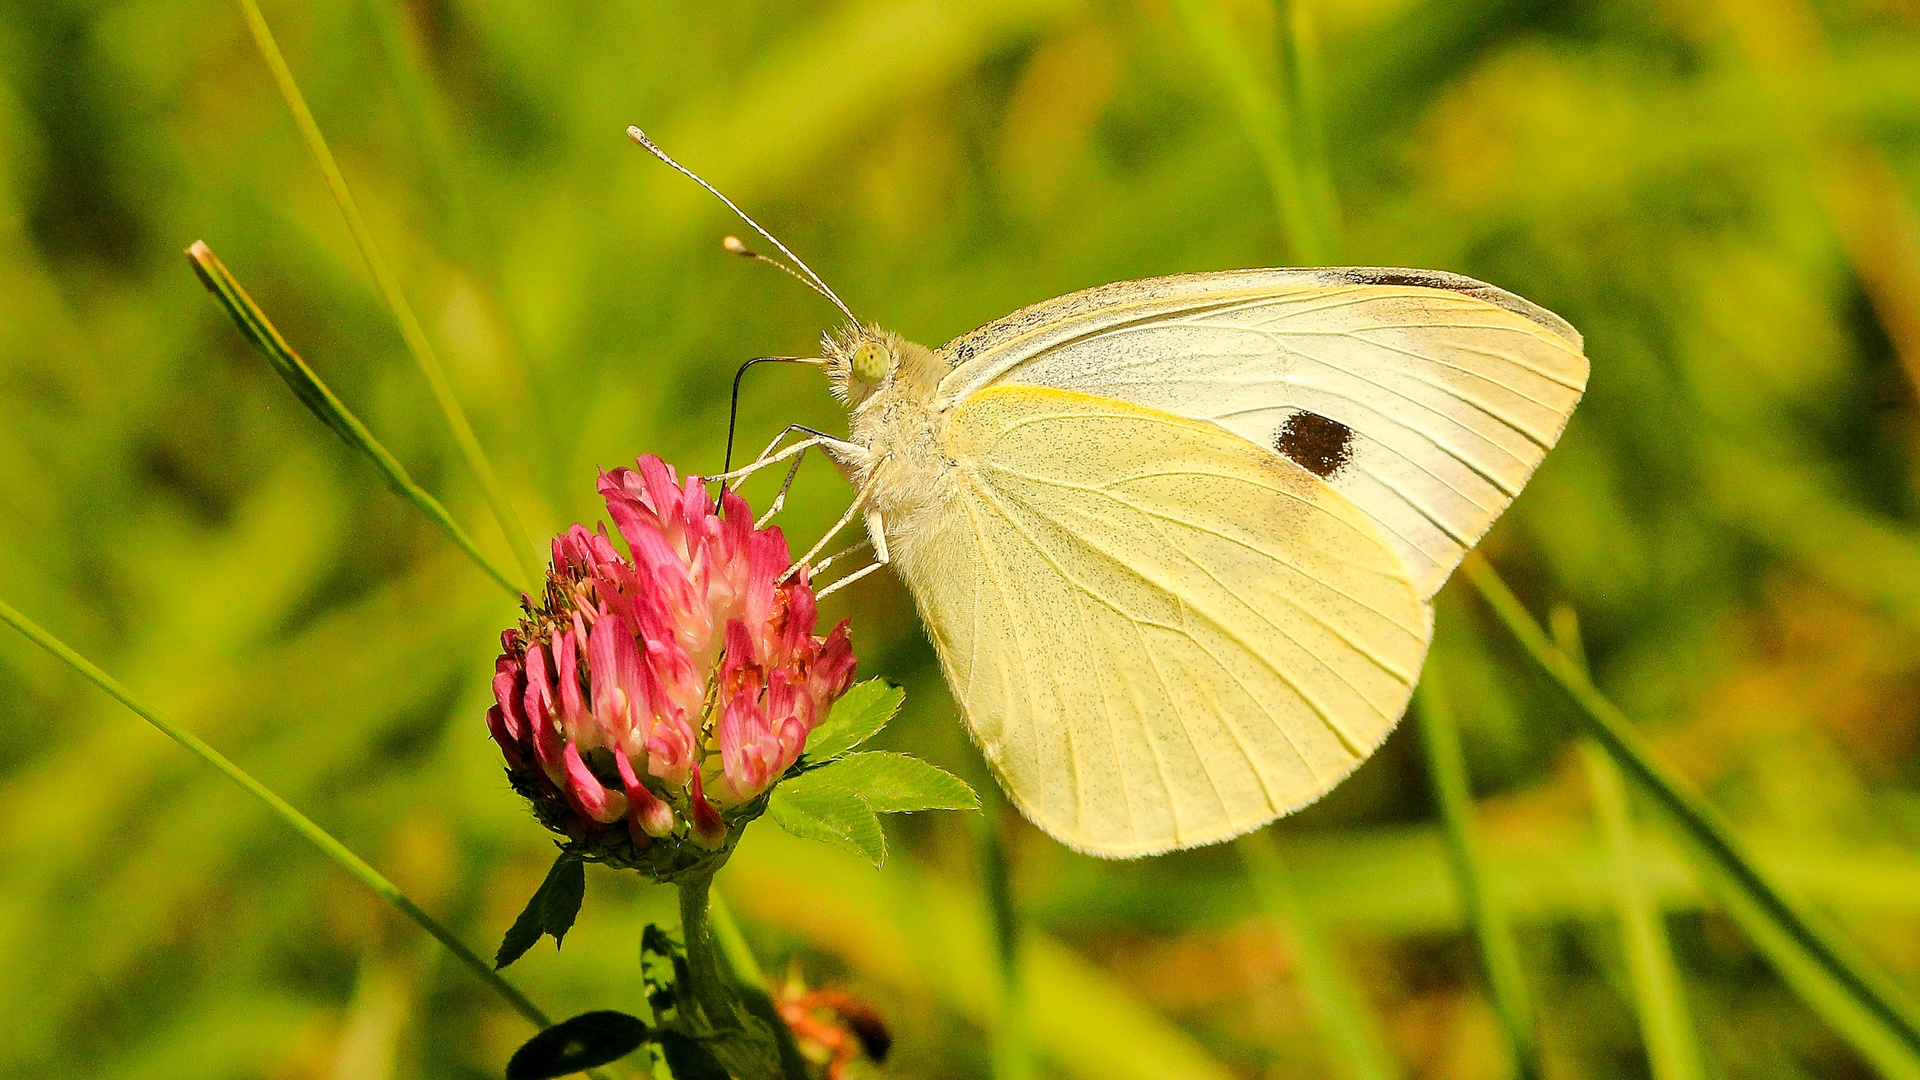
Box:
1275 411 1354 479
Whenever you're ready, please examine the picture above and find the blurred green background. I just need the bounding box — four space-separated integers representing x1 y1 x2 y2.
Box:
5 0 1920 1077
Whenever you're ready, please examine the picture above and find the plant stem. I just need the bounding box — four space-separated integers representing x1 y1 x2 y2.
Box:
1465 554 1920 1058
678 873 807 1080
677 872 741 1039
1416 675 1541 1080
0 597 553 1031
235 0 545 587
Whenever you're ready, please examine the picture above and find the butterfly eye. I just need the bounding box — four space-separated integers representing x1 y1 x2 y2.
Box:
851 341 889 383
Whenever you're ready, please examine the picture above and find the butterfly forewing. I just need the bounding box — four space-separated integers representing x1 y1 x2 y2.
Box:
934 269 1589 598
893 385 1431 856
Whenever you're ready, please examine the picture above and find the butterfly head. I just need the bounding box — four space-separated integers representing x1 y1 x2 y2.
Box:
823 326 893 406
824 325 940 410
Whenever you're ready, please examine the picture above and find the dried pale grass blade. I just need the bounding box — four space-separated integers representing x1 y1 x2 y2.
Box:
234 0 544 586
186 241 521 597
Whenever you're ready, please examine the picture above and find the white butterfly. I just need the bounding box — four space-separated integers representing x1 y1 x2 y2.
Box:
635 130 1589 858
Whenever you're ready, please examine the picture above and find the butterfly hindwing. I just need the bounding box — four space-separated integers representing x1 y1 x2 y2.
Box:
891 384 1432 856
935 268 1589 598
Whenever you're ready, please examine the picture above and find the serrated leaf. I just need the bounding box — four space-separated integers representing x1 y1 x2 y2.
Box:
768 774 887 866
803 679 903 763
808 751 979 813
656 1031 732 1080
494 854 586 970
505 1010 650 1080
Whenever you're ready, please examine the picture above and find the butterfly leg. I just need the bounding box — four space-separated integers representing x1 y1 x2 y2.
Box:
865 508 890 565
784 484 872 578
755 449 812 528
811 537 873 573
813 559 885 599
710 429 866 487
747 423 870 479
709 438 811 485
813 512 890 600
744 423 817 474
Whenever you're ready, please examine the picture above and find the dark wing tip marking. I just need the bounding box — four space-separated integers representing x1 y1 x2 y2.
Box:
1275 411 1354 479
1326 267 1583 350
934 265 1585 372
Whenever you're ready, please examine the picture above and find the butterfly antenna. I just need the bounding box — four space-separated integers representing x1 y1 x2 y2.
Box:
723 235 845 310
626 126 858 324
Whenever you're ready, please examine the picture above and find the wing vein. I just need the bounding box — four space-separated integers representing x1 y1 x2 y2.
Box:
967 474 1389 762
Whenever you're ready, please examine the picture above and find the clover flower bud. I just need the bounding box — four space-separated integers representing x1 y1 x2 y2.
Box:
487 455 855 878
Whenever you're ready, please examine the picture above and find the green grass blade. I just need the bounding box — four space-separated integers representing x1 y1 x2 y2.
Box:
1236 831 1402 1080
0 596 555 1033
1705 862 1920 1080
1169 0 1340 264
1553 606 1707 1080
1583 742 1714 1079
186 242 521 597
1416 675 1542 1080
979 811 1032 1080
234 0 544 586
1465 555 1920 1064
353 0 558 499
1199 17 1391 1068
1279 0 1341 255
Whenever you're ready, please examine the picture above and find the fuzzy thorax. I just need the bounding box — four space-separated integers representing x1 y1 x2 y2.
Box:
824 324 955 535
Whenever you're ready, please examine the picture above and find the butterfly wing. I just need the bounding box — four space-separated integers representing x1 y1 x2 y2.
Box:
893 384 1431 856
935 268 1588 598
